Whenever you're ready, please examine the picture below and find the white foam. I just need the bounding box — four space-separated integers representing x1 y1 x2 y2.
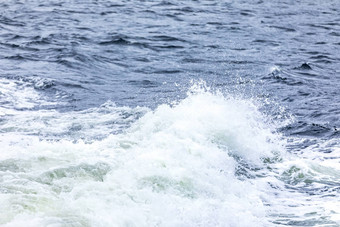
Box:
262 137 340 225
2 81 338 226
0 101 148 141
269 65 281 74
0 85 283 226
0 77 56 110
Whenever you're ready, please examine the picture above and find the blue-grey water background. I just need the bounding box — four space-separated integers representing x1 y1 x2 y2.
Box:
0 0 339 226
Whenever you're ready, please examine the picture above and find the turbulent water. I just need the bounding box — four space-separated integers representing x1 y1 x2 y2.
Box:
0 0 340 226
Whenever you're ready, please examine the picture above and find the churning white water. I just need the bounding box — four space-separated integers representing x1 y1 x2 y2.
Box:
0 82 339 226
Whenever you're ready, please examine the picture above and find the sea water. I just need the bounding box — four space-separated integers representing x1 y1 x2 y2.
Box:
0 0 339 226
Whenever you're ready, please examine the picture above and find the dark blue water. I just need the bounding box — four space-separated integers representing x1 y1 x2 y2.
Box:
1 0 339 136
0 0 340 226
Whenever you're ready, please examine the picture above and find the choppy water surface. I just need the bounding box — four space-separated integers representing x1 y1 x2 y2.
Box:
0 0 339 226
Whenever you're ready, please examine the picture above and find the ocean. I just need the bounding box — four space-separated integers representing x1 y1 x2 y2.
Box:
0 0 339 226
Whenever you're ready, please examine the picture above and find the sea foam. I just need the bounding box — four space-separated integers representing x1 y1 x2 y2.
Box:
0 83 284 226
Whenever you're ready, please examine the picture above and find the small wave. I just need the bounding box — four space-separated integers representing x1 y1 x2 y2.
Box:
269 25 296 32
0 15 25 27
99 37 130 45
127 79 160 88
263 66 304 86
149 35 185 42
294 63 313 70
